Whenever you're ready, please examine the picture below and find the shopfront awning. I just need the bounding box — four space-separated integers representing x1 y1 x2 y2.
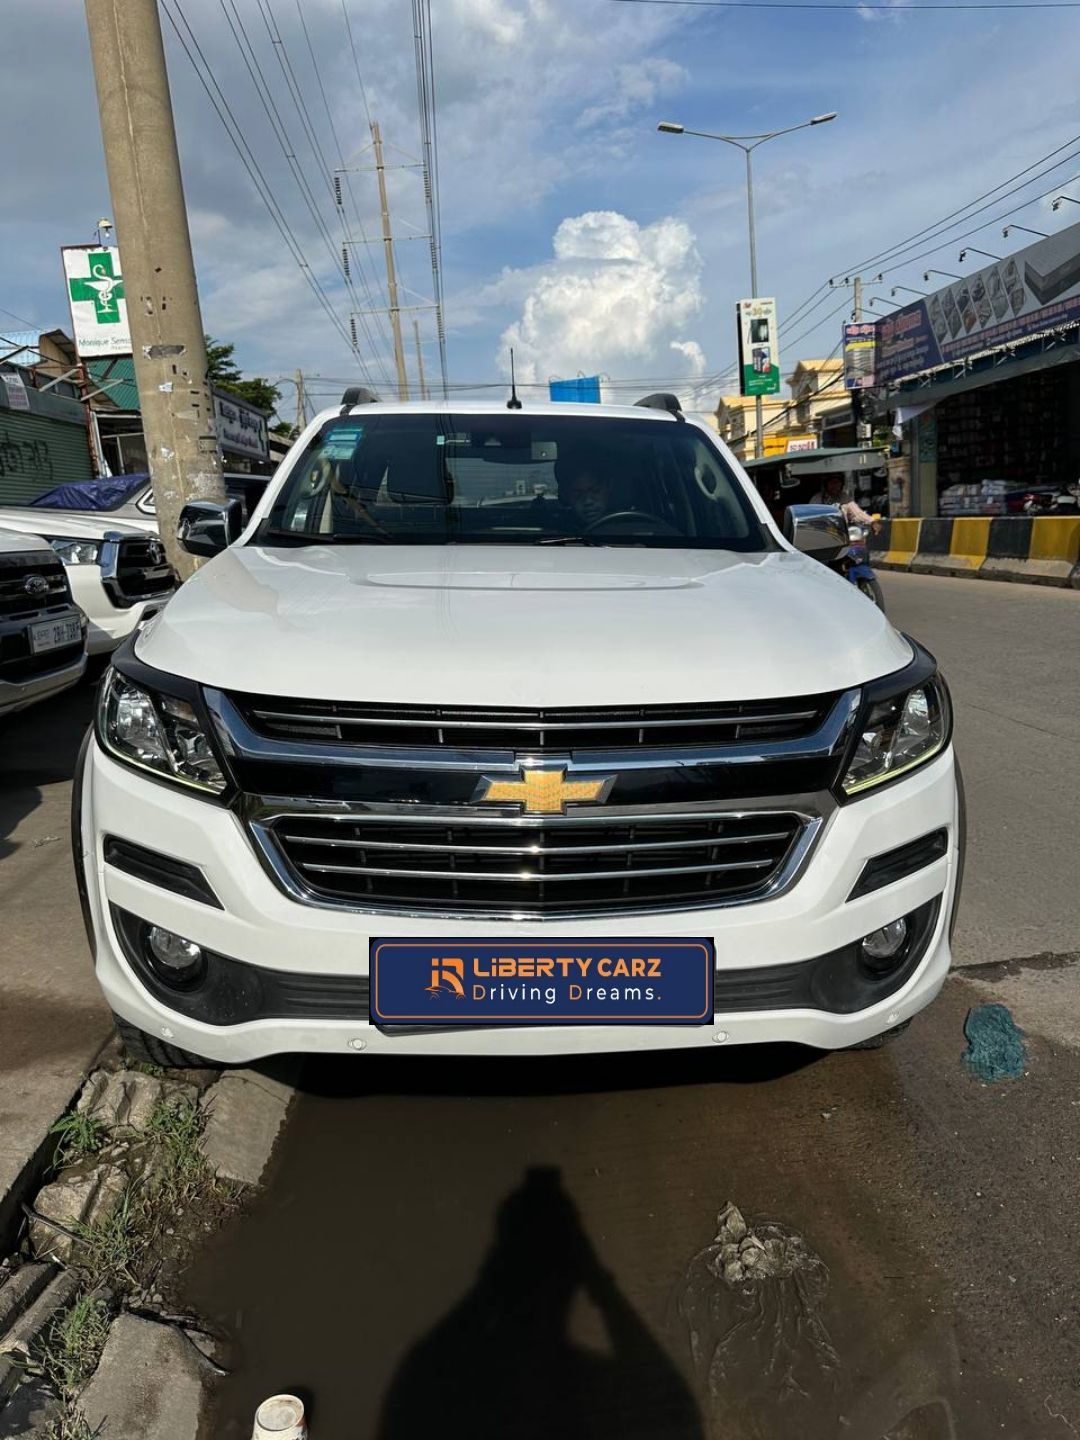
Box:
744 446 888 478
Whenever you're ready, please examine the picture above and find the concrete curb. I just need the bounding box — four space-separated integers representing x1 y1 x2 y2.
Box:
0 1033 116 1253
200 1068 296 1187
872 514 1080 590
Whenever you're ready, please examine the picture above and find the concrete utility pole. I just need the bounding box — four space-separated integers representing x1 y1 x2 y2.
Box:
295 369 306 432
412 319 428 402
852 275 863 322
84 0 224 578
371 121 410 402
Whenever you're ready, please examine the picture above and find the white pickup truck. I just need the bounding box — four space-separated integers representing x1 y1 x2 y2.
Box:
0 529 87 717
0 504 174 656
74 393 962 1067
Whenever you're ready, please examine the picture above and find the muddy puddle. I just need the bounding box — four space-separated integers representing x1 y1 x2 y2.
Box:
182 1027 1048 1439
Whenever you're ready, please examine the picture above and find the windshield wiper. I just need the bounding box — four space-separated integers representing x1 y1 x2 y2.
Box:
536 535 604 546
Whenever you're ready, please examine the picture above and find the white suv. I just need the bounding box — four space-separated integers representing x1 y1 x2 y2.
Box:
74 394 962 1067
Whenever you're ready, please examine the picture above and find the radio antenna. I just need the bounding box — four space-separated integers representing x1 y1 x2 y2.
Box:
507 348 522 410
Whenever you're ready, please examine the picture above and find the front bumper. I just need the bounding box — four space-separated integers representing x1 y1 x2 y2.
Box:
0 611 87 717
77 738 962 1061
66 567 172 655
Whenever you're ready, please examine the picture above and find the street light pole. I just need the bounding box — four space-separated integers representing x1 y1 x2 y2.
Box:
744 149 764 453
658 112 837 459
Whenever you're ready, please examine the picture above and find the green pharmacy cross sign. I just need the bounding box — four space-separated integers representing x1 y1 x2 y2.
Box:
68 251 125 324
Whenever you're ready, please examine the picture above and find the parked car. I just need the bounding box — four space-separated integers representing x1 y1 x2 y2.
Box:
0 528 87 717
28 471 273 532
0 501 175 657
75 392 963 1068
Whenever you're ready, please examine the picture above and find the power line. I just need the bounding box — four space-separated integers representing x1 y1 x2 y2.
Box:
292 0 394 369
256 0 394 387
216 0 378 376
160 0 362 368
340 0 373 128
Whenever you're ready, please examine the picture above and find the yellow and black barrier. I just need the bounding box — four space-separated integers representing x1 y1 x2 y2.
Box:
869 515 1080 588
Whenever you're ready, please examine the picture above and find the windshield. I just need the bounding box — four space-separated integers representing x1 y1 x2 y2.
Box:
261 413 771 550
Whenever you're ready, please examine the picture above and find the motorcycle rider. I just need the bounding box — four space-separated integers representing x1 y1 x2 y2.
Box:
810 474 878 528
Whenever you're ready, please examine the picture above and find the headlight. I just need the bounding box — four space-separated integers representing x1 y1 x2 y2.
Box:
841 673 951 797
98 669 226 794
48 537 102 566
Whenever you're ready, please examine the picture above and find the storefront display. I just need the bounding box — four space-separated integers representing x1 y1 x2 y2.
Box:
933 366 1073 514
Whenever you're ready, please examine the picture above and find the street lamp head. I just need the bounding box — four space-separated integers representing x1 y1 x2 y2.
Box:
657 122 684 134
811 112 838 125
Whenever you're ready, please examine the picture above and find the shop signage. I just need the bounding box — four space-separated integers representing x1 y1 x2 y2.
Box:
548 376 601 403
871 218 1080 387
843 322 877 389
62 245 131 359
736 298 781 397
1 372 31 412
212 390 268 461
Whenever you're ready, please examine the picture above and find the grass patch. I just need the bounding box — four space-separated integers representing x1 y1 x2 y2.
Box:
39 1295 111 1439
28 1086 242 1436
48 1113 106 1169
70 1188 148 1293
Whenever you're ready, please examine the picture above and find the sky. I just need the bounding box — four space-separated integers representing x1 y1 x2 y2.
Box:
5 0 1080 422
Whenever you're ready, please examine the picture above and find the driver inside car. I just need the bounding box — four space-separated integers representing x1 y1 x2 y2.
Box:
555 452 624 528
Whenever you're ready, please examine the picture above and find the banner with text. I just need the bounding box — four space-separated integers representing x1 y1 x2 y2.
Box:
873 218 1080 386
737 298 781 397
62 245 131 360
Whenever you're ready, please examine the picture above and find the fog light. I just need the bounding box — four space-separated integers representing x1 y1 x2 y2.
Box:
860 917 909 973
145 925 205 988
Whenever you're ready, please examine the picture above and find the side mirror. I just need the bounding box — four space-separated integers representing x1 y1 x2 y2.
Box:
177 498 243 558
783 503 848 564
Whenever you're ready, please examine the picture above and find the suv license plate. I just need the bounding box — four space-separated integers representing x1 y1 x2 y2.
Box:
370 940 715 1026
29 615 82 655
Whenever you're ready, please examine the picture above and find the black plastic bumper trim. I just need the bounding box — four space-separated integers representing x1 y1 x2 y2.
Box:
104 837 222 909
848 828 949 901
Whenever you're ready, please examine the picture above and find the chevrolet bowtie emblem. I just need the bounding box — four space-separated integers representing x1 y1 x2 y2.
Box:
474 766 616 814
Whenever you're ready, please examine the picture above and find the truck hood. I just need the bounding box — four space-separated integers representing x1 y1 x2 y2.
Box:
0 508 150 542
136 544 912 706
0 526 53 556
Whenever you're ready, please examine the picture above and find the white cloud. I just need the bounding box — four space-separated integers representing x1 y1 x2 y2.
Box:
669 339 706 377
497 210 706 384
579 58 688 128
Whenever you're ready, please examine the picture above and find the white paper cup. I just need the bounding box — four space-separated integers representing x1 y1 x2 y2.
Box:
251 1394 307 1440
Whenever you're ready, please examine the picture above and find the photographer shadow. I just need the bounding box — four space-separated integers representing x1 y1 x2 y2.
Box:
377 1166 704 1440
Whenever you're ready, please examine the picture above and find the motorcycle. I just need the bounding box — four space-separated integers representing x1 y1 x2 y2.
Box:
837 518 885 610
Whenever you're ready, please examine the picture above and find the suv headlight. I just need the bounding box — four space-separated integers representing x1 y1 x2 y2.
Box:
841 657 951 798
48 537 102 566
98 668 226 794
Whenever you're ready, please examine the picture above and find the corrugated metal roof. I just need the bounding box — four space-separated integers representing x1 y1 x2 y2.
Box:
86 357 140 411
0 330 41 366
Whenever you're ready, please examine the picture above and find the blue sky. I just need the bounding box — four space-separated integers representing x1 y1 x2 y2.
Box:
5 0 1080 420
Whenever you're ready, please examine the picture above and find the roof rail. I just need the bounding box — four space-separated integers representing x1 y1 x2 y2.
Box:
340 386 380 411
634 392 683 418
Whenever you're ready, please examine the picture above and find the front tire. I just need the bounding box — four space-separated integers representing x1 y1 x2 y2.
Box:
845 1019 911 1051
113 1014 220 1071
857 577 885 610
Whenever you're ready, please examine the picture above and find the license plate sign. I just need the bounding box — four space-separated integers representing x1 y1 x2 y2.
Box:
370 940 714 1026
29 615 82 655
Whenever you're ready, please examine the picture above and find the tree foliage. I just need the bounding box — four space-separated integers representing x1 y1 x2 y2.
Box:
205 335 281 414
